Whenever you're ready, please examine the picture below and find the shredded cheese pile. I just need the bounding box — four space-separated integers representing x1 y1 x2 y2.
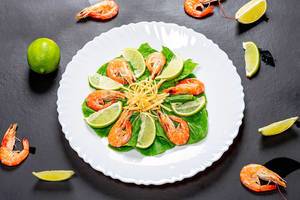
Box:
124 79 168 112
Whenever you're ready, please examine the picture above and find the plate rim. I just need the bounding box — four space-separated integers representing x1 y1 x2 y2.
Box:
57 21 245 185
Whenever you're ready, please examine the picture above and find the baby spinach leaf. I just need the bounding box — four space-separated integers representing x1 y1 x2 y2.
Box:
158 80 176 92
161 46 175 64
137 68 151 81
137 120 174 156
81 101 113 137
175 59 198 81
109 145 134 152
138 43 157 58
184 108 208 144
97 63 108 75
126 114 141 147
82 101 94 117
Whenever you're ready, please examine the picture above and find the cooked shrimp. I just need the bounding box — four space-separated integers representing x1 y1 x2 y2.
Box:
1 123 17 150
163 78 205 95
157 110 189 145
75 0 119 21
145 52 166 79
86 90 125 111
106 58 136 85
240 164 287 192
184 0 215 19
108 110 133 147
0 123 29 167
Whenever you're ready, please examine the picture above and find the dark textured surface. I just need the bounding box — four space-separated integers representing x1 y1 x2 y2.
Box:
0 0 299 199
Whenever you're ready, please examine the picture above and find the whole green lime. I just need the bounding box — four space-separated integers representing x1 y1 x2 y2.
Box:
27 38 60 74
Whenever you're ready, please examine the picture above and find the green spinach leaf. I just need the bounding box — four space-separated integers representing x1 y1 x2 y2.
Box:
138 43 157 58
161 46 175 64
82 101 113 137
175 59 198 81
137 120 175 156
97 63 108 75
184 108 208 144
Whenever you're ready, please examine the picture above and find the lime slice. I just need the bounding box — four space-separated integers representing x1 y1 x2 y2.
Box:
85 102 122 128
155 54 184 80
235 0 267 24
122 48 145 78
258 116 299 136
88 73 123 90
243 41 260 78
171 96 206 116
136 113 156 149
32 170 75 181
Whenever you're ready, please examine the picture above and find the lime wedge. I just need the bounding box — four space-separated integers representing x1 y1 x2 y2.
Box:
243 41 260 78
136 113 156 149
258 116 299 136
85 102 122 128
155 54 183 80
235 0 267 24
32 170 75 181
171 96 206 116
89 74 123 90
122 48 145 78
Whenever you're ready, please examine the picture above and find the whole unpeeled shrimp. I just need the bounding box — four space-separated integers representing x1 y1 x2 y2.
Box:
240 164 287 192
108 110 133 147
145 52 166 79
157 110 190 145
86 90 125 111
164 78 205 95
106 58 136 85
75 0 119 21
184 0 215 18
0 123 29 167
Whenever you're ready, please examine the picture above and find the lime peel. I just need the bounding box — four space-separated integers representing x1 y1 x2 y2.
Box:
171 96 206 116
85 101 122 128
243 41 260 78
122 48 146 78
235 0 267 24
136 113 156 149
258 116 299 136
88 73 122 90
155 54 184 80
27 38 60 74
32 170 75 181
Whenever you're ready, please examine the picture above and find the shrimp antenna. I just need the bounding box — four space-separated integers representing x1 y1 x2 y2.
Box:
276 184 288 200
217 0 235 20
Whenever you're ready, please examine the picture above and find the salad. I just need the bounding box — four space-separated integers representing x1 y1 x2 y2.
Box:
82 43 208 156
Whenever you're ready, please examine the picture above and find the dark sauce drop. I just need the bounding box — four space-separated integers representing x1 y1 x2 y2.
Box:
295 120 300 128
29 146 36 154
259 49 276 67
262 15 269 22
264 157 300 177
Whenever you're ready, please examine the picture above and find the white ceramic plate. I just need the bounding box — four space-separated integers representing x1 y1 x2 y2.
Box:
57 22 244 185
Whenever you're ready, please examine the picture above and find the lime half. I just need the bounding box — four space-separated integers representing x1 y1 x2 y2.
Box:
243 41 260 78
32 170 75 181
85 102 122 128
136 113 156 149
258 116 299 136
89 73 123 90
122 48 146 78
171 96 206 116
235 0 267 24
155 54 184 80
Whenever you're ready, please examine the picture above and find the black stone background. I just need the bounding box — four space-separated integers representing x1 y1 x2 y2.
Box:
0 0 299 199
